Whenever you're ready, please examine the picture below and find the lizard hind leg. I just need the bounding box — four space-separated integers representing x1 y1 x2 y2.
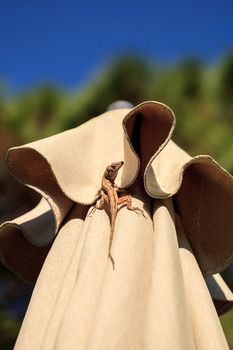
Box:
118 195 146 217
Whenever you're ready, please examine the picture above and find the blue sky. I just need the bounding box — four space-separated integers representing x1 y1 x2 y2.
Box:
0 0 233 91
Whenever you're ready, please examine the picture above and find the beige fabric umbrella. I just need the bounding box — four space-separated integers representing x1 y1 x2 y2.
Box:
0 101 233 349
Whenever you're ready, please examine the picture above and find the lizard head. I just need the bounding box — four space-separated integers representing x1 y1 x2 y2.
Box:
104 161 124 182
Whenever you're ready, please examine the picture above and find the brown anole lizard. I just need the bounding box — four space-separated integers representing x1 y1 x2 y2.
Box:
89 161 145 269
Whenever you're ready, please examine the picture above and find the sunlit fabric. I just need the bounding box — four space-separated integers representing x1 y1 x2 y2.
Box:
0 101 232 349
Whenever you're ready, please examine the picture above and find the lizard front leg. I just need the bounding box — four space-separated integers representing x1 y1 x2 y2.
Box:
117 195 145 217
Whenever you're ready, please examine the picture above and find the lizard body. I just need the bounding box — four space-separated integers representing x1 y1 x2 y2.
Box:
89 161 145 269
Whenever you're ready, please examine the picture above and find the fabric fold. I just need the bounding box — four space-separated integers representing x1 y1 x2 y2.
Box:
174 155 233 276
12 189 231 350
176 213 229 349
142 198 195 350
7 149 73 232
0 100 233 330
3 101 233 278
206 274 233 316
5 101 176 205
1 197 55 246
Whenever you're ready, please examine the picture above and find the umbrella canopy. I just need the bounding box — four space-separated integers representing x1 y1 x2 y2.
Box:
0 101 232 349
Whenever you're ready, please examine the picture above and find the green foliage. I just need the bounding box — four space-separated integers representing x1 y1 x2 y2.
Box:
219 53 233 100
0 311 20 350
221 311 233 349
1 53 233 174
3 86 64 141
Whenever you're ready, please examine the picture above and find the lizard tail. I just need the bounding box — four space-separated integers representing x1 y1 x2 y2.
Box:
108 224 115 270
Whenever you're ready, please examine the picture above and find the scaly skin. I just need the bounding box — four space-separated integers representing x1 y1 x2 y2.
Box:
89 161 145 269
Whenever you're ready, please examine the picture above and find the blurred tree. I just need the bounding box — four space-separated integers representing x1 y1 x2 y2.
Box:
218 53 233 124
219 53 233 100
52 55 151 131
0 310 20 350
177 58 203 99
3 86 64 141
